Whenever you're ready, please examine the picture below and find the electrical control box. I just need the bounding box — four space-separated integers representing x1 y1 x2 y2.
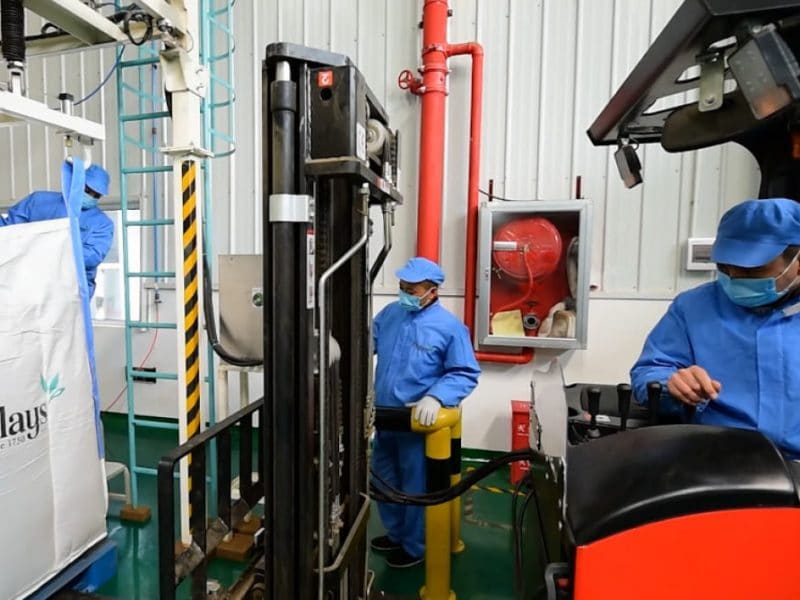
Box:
219 254 264 360
476 200 591 350
686 237 716 271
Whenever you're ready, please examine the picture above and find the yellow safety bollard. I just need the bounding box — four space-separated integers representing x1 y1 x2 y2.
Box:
413 408 460 600
449 411 465 554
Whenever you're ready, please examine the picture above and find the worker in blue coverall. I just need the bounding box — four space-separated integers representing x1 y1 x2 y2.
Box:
0 162 114 298
631 198 800 458
371 257 480 568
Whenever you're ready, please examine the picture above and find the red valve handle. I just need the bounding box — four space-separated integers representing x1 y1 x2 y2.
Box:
398 69 416 90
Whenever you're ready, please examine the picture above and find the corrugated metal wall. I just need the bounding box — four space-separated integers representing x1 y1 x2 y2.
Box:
229 0 760 297
0 0 760 298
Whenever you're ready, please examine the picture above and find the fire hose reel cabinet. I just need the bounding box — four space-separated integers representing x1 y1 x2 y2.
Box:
476 200 591 349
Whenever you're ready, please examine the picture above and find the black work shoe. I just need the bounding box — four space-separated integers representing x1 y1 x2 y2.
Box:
370 535 401 552
386 548 423 568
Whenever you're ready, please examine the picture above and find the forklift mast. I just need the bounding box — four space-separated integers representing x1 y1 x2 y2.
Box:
261 43 402 600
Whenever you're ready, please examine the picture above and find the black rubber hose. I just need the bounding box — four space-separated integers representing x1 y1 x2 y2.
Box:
370 448 537 506
1 0 25 64
202 251 262 367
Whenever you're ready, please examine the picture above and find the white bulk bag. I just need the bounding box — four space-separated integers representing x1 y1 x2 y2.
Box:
0 214 107 599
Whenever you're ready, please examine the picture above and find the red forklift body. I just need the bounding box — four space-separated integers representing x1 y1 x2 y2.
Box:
565 425 800 599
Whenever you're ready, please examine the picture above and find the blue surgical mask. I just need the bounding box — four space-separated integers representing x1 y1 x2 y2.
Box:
398 288 434 312
82 192 98 210
717 258 799 307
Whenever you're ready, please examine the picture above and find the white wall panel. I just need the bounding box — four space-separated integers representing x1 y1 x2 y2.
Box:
0 1 767 448
504 0 543 199
0 1 760 296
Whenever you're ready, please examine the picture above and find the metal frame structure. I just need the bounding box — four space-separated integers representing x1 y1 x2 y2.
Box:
5 0 234 544
588 0 800 198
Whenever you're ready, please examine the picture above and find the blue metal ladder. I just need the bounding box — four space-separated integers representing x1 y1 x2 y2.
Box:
115 0 236 514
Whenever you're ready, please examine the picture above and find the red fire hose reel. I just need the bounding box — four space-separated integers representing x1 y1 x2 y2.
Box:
492 217 563 280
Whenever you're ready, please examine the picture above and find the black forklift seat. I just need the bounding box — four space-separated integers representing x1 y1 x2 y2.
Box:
566 425 799 546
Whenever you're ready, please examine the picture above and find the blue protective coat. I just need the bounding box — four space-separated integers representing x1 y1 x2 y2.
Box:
0 191 114 298
631 281 800 458
372 300 480 558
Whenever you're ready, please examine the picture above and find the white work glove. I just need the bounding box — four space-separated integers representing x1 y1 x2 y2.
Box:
328 335 341 366
412 395 441 427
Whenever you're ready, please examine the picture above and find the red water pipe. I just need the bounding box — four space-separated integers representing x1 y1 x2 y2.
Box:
415 0 450 261
405 1 533 364
448 43 533 365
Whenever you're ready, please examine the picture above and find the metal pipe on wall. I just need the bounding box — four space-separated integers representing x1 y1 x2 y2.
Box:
410 0 533 364
415 0 450 261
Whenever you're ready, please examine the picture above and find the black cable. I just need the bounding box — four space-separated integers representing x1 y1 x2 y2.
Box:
511 473 529 599
122 8 154 46
479 188 543 203
516 485 538 599
1 0 25 64
370 448 536 505
201 249 263 367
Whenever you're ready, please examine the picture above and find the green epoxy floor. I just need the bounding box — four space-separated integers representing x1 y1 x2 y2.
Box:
97 414 519 599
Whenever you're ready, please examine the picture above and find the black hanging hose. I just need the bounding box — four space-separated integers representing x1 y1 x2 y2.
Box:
1 0 25 65
202 249 263 367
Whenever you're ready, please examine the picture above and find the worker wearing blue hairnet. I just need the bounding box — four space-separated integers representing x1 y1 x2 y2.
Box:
0 163 114 298
371 257 480 568
632 198 800 457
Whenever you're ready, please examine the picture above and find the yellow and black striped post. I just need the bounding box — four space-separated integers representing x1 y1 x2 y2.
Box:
179 159 202 542
449 412 464 554
413 408 460 600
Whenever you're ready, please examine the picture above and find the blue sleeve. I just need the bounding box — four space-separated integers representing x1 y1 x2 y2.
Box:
427 324 481 407
630 300 692 417
0 194 35 226
373 307 384 354
82 212 114 269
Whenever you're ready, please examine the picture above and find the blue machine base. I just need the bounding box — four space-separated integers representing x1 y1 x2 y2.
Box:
26 538 117 599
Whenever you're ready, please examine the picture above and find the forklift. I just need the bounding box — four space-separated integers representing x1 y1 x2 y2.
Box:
537 1 800 599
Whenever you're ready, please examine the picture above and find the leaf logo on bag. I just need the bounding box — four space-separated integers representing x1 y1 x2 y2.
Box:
40 374 66 402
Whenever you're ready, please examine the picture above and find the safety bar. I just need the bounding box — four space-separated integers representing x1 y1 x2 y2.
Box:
157 397 265 600
374 405 464 600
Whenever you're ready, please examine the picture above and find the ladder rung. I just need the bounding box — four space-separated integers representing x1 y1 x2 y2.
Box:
129 369 178 381
208 100 234 110
209 129 235 144
121 81 162 100
207 52 235 63
122 134 158 151
120 56 160 68
211 149 235 159
127 321 177 329
208 20 233 36
132 418 179 431
133 466 158 477
127 271 175 278
121 165 172 175
121 111 170 123
124 218 174 227
209 73 235 88
133 466 194 480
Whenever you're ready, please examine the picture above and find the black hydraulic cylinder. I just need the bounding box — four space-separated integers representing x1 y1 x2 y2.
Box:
617 383 632 431
267 64 299 600
587 387 601 439
647 381 662 426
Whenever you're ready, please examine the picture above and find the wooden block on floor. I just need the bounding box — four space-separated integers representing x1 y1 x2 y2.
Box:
215 532 254 562
235 516 262 535
119 504 151 524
